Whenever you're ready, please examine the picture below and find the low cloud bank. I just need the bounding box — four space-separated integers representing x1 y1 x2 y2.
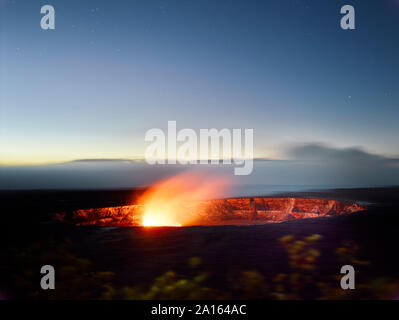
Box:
1 143 399 190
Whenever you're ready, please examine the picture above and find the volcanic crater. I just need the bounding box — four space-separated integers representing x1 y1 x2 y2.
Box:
58 197 366 227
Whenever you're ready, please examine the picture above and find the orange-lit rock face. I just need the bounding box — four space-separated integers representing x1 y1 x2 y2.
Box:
62 172 366 227
67 197 366 227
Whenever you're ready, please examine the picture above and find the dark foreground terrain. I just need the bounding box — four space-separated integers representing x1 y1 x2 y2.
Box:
1 187 399 299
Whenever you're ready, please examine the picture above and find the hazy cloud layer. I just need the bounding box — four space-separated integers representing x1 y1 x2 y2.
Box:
1 144 399 191
285 143 399 164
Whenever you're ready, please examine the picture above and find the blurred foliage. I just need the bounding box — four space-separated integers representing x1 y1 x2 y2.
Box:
280 234 321 271
231 270 271 299
2 234 399 300
0 238 114 299
104 257 220 300
336 240 370 266
271 234 323 299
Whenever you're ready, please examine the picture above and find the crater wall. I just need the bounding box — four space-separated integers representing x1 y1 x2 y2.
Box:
56 197 367 227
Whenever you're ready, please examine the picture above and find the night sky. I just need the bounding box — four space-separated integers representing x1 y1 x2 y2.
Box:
1 0 398 166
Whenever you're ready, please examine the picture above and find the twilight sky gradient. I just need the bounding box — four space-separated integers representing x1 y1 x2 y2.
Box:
1 0 399 166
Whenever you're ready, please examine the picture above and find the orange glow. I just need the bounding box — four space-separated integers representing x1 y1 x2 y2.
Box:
142 212 182 227
139 171 231 227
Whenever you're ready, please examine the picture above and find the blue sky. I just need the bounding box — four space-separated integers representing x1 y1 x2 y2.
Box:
1 0 399 165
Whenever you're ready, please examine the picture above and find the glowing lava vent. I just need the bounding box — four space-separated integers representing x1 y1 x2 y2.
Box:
139 171 231 227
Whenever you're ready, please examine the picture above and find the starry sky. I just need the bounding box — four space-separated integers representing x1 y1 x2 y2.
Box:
1 0 398 165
